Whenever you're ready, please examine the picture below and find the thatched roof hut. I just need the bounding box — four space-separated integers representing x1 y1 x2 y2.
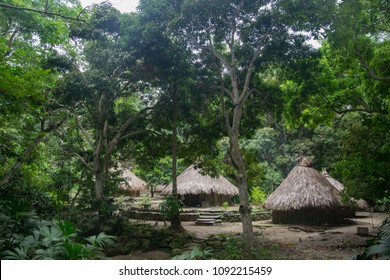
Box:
264 157 342 225
321 170 344 192
160 165 239 207
321 169 369 211
117 168 149 197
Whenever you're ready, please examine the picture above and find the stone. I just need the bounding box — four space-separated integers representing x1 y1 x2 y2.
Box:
357 227 369 236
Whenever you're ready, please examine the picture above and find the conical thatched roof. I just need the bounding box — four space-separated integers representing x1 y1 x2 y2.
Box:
321 169 369 211
321 170 344 192
160 165 238 196
118 168 148 193
264 158 341 211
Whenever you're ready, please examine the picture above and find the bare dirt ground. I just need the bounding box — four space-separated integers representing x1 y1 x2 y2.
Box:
181 211 387 259
113 211 388 260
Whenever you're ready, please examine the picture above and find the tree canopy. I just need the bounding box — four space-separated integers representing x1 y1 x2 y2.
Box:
0 0 389 256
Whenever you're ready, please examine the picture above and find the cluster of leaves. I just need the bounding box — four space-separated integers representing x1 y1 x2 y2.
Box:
376 192 390 212
0 200 117 260
172 246 213 260
356 217 390 260
159 195 183 221
133 156 187 192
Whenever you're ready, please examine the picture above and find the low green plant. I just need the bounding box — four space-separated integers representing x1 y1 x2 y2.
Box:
140 194 150 205
172 246 213 260
355 217 390 260
1 217 117 260
376 192 390 212
159 196 183 220
250 187 266 205
221 202 229 210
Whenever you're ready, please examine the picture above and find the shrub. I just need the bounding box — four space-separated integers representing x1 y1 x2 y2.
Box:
159 196 183 221
0 208 117 260
355 217 390 260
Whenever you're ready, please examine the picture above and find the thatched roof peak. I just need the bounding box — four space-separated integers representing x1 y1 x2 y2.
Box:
160 165 238 196
296 156 313 167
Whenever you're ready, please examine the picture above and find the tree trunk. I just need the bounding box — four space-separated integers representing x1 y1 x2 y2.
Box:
93 158 105 208
170 84 183 230
92 123 106 209
229 106 254 252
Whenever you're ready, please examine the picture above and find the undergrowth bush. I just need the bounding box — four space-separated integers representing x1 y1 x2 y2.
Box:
355 217 390 260
0 202 117 260
174 233 285 260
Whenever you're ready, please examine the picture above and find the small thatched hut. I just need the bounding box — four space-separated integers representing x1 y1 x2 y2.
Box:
321 170 344 192
321 169 369 212
160 165 239 207
117 168 149 197
264 157 342 225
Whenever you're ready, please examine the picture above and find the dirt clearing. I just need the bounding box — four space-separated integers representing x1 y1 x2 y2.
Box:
181 211 387 259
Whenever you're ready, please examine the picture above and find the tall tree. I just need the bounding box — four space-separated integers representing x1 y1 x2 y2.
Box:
174 0 334 251
0 0 82 187
281 0 390 202
129 0 221 229
56 3 156 209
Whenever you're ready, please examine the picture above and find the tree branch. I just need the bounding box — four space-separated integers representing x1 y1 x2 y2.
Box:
0 117 66 186
73 153 93 172
103 104 157 167
0 2 87 23
351 48 390 82
75 116 94 149
238 41 264 106
119 130 148 142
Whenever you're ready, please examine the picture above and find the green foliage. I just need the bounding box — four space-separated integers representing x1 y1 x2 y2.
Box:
159 196 183 221
172 246 213 260
140 194 151 205
333 116 390 202
376 192 390 212
134 156 187 189
356 217 390 260
250 188 266 205
197 234 282 260
1 214 117 260
221 202 229 210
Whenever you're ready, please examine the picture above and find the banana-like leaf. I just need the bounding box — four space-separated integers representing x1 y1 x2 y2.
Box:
366 236 390 259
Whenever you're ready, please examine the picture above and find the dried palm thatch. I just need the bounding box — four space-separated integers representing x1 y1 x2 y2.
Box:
161 165 238 207
154 184 166 193
321 169 369 211
118 168 148 197
354 199 369 211
321 170 344 192
264 157 342 225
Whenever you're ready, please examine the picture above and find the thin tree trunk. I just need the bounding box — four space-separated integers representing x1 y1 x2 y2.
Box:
228 106 254 252
93 161 105 206
92 123 106 208
170 84 183 230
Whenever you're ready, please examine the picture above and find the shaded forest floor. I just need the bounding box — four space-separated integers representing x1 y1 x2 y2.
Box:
112 211 388 260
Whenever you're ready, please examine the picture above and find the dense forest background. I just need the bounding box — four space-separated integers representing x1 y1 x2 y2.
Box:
0 0 389 258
